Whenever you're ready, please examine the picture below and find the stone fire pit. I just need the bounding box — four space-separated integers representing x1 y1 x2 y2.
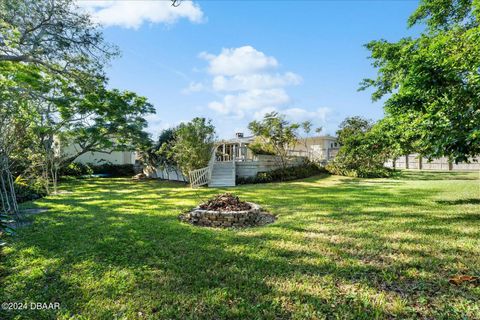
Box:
179 193 275 228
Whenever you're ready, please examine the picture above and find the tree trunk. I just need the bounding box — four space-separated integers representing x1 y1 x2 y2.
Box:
7 169 19 218
0 172 6 213
50 164 58 194
43 164 50 194
0 171 11 214
0 167 19 218
165 164 170 180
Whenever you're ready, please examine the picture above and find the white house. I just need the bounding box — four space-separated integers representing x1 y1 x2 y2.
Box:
56 140 136 166
188 133 339 187
213 133 339 162
289 135 340 161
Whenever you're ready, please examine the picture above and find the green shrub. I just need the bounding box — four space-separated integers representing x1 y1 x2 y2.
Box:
247 138 276 155
14 177 47 203
325 116 395 178
61 162 135 178
89 163 135 177
325 160 393 178
61 162 93 177
236 162 326 184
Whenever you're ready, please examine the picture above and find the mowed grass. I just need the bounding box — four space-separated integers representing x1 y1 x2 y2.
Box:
1 171 479 319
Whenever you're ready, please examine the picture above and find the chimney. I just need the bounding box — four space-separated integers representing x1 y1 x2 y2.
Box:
236 132 244 138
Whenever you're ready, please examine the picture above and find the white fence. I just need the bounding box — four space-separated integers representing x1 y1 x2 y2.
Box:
143 165 187 182
385 154 480 171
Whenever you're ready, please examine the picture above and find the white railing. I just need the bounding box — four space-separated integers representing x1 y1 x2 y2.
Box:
206 147 216 181
189 166 210 187
189 147 217 188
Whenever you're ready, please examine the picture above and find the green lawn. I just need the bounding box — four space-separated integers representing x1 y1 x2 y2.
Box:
1 171 479 319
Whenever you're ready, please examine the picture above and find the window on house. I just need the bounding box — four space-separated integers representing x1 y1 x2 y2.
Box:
331 143 333 148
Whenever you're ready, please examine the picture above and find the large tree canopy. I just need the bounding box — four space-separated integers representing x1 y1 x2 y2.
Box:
171 118 216 176
326 116 393 178
361 0 480 163
0 0 154 166
60 88 155 164
248 112 300 168
0 0 155 218
0 0 117 76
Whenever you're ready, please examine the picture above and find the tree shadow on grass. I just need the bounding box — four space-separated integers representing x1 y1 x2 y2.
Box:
392 170 479 181
436 198 480 205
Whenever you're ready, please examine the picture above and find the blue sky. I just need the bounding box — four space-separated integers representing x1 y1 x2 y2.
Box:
81 0 422 139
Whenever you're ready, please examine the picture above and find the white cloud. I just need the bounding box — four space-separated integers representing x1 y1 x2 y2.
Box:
144 113 162 125
78 0 204 29
144 113 165 137
200 46 278 76
188 45 330 134
212 72 301 92
181 81 205 94
283 107 331 123
253 107 278 120
208 89 290 118
195 46 301 118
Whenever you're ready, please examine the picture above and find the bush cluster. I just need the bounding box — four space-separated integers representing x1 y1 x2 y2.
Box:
90 164 135 177
60 163 135 177
247 140 276 156
325 160 393 178
14 177 48 203
60 162 94 177
324 116 396 178
237 163 326 185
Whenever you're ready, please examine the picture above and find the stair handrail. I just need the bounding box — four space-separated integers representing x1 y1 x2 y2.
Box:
189 145 217 188
232 144 236 183
207 145 216 181
189 167 208 187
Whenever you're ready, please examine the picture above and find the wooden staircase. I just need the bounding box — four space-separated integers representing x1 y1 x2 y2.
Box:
189 145 238 188
208 161 236 187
